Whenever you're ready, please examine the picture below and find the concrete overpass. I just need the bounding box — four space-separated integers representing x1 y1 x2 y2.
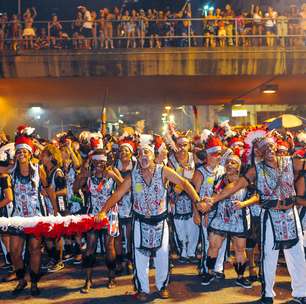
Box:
0 47 306 107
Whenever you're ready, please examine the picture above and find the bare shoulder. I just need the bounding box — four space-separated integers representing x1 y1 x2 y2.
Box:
293 157 304 172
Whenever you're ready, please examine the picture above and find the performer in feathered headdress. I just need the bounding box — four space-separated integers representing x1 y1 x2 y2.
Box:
199 131 306 304
294 131 306 159
276 139 290 156
228 136 245 158
243 128 267 166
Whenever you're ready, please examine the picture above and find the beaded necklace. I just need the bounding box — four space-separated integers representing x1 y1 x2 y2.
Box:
262 157 282 192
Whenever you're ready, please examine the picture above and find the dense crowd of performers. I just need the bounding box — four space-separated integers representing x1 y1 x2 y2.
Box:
0 121 305 304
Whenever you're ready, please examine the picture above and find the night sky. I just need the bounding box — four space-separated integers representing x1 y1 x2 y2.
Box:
0 0 303 19
1 0 188 18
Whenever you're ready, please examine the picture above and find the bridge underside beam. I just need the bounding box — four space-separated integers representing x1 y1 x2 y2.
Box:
1 48 306 79
0 75 305 107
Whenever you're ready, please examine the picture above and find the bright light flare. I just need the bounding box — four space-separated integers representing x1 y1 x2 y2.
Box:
28 106 44 120
169 114 175 122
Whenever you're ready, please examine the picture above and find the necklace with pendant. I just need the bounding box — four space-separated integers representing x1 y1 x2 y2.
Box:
263 158 282 192
140 165 156 217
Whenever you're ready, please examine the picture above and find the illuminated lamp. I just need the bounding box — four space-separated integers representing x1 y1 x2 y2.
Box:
261 84 278 94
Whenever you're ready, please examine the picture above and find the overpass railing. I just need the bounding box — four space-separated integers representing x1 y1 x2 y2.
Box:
0 17 305 50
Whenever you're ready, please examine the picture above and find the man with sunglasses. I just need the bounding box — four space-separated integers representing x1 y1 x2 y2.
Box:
199 137 306 304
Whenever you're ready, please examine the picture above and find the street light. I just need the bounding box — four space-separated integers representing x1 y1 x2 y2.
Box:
231 99 245 107
165 106 171 111
28 104 44 120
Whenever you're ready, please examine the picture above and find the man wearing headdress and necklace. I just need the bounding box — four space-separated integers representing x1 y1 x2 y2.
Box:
199 136 306 304
95 138 201 301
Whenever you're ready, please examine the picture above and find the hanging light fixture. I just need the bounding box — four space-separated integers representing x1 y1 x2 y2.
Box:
261 84 278 94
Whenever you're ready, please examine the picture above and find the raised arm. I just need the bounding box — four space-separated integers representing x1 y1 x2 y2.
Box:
32 7 37 19
67 140 81 169
163 166 200 203
251 4 254 15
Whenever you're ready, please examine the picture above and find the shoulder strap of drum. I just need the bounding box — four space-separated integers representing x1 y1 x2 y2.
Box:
168 154 177 170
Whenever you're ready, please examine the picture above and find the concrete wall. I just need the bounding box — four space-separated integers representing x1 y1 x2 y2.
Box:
1 47 305 79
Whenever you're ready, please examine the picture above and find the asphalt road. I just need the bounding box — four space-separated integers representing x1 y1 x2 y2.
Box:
0 257 295 304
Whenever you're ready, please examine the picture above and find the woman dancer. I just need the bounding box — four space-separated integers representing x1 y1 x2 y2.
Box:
74 149 123 292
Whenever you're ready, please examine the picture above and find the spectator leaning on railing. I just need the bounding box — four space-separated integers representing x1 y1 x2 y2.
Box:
223 4 235 46
78 5 93 49
90 10 98 49
0 13 7 50
0 3 306 51
265 6 278 47
34 28 49 49
203 8 216 48
49 14 62 49
289 5 302 47
7 14 21 51
71 11 83 49
22 7 37 49
277 11 288 48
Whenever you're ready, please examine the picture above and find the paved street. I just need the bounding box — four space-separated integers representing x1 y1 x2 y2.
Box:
0 257 295 304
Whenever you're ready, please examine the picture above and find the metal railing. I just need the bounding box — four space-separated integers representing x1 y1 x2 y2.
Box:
0 17 305 50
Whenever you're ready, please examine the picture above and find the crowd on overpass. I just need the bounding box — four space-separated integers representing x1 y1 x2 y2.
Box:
0 119 305 303
0 2 306 50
